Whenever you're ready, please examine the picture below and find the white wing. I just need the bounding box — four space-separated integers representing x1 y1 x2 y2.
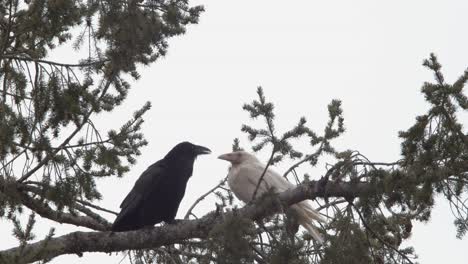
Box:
227 161 272 203
263 166 294 192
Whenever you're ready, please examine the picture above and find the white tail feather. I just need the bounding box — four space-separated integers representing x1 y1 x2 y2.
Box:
300 202 327 223
292 204 325 244
301 221 324 244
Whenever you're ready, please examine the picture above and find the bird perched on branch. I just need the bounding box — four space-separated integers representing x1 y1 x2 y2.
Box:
218 151 325 243
112 142 211 232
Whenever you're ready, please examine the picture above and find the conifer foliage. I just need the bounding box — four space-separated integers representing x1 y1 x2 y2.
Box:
0 1 467 263
0 0 203 262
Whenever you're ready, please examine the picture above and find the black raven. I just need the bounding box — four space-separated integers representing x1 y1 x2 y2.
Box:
111 141 211 232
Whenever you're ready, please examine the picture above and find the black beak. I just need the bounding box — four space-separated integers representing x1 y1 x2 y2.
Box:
195 145 211 155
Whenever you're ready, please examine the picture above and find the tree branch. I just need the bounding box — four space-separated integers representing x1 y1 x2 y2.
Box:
0 180 372 263
283 142 324 179
17 192 110 231
2 55 108 68
252 148 276 200
76 199 118 216
13 183 111 230
352 203 415 264
17 71 117 183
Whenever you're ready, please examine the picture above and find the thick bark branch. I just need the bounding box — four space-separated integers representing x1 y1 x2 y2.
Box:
0 180 372 263
15 184 111 231
18 192 110 231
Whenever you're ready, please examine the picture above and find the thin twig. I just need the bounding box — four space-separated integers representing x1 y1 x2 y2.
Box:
184 177 228 219
76 199 118 216
283 142 324 179
249 244 267 264
252 148 276 200
353 161 400 167
3 55 108 68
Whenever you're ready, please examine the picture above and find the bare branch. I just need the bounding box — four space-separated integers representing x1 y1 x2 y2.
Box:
13 183 111 230
76 199 118 216
252 148 276 200
18 192 110 231
2 55 108 68
184 177 228 219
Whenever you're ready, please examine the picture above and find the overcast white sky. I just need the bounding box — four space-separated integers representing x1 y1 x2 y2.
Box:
1 0 467 263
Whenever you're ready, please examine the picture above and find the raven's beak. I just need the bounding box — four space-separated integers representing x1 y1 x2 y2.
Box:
195 145 211 155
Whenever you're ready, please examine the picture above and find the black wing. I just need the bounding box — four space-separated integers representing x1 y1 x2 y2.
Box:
112 160 166 231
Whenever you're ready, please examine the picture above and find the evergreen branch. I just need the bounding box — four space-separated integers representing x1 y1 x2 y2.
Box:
12 139 113 152
439 107 468 145
283 142 324 179
0 0 14 57
351 203 415 264
16 72 118 183
315 199 347 211
17 191 109 231
59 139 113 149
251 148 276 200
0 179 372 263
76 199 118 216
73 203 112 227
1 150 26 172
0 89 32 100
15 183 112 229
352 161 400 167
2 55 108 68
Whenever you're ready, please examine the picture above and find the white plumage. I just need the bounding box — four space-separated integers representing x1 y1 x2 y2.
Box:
218 151 325 243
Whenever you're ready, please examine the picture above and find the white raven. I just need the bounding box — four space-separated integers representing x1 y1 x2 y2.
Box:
111 142 211 232
218 151 325 243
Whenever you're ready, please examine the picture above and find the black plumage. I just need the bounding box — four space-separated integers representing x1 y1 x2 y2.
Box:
111 141 211 232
